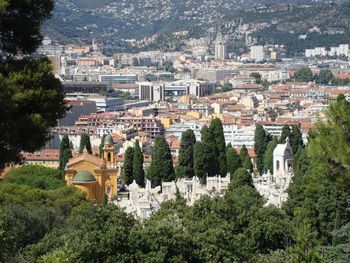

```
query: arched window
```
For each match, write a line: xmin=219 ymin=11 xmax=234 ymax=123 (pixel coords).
xmin=107 ymin=152 xmax=111 ymax=162
xmin=276 ymin=160 xmax=280 ymax=170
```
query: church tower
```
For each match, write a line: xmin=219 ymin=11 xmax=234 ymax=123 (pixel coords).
xmin=103 ymin=134 xmax=116 ymax=168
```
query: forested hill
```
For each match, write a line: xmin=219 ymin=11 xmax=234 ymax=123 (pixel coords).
xmin=44 ymin=0 xmax=349 ymax=54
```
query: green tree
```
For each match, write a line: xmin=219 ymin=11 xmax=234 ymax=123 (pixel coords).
xmin=290 ymin=125 xmax=303 ymax=154
xmin=133 ymin=140 xmax=145 ymax=187
xmin=210 ymin=118 xmax=227 ymax=176
xmin=123 ymin=146 xmax=134 ymax=185
xmin=316 ymin=69 xmax=335 ymax=85
xmin=279 ymin=125 xmax=291 ymax=143
xmin=295 ymin=67 xmax=314 ymax=82
xmin=229 ymin=168 xmax=254 ymax=189
xmin=0 ymin=0 xmax=67 ymax=170
xmin=99 ymin=134 xmax=106 ymax=157
xmin=226 ymin=146 xmax=241 ymax=179
xmin=177 ymin=129 xmax=196 ymax=178
xmin=59 ymin=135 xmax=72 ymax=170
xmin=200 ymin=125 xmax=218 ymax=177
xmin=254 ymin=124 xmax=269 ymax=174
xmin=0 ymin=0 xmax=54 ymax=54
xmin=147 ymin=135 xmax=175 ymax=187
xmin=0 ymin=58 xmax=67 ymax=170
xmin=194 ymin=142 xmax=206 ymax=183
xmin=3 ymin=165 xmax=64 ymax=190
xmin=239 ymin=144 xmax=252 ymax=172
xmin=250 ymin=72 xmax=262 ymax=84
xmin=263 ymin=138 xmax=278 ymax=173
xmin=308 ymin=94 xmax=350 ymax=189
xmin=290 ymin=220 xmax=322 ymax=263
xmin=78 ymin=133 xmax=92 ymax=154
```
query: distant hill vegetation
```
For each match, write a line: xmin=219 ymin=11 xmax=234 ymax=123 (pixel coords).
xmin=44 ymin=0 xmax=350 ymax=54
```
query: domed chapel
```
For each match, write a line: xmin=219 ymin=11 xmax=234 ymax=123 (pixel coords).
xmin=65 ymin=135 xmax=118 ymax=202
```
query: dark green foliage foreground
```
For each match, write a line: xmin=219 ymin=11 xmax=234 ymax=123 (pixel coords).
xmin=0 ymin=0 xmax=67 ymax=170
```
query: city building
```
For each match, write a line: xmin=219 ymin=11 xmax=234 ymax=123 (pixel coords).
xmin=214 ymin=41 xmax=227 ymax=61
xmin=250 ymin=45 xmax=265 ymax=61
xmin=99 ymin=74 xmax=138 ymax=84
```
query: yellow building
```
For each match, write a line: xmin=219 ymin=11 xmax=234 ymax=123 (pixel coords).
xmin=65 ymin=135 xmax=118 ymax=202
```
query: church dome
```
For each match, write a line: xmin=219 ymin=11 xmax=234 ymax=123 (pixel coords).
xmin=73 ymin=170 xmax=96 ymax=184
xmin=104 ymin=134 xmax=114 ymax=145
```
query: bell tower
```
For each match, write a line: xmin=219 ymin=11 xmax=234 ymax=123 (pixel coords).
xmin=103 ymin=134 xmax=115 ymax=168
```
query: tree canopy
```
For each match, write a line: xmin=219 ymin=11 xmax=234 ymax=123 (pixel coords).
xmin=147 ymin=135 xmax=175 ymax=187
xmin=177 ymin=129 xmax=196 ymax=178
xmin=0 ymin=0 xmax=67 ymax=170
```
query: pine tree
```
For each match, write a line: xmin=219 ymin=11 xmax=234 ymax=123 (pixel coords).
xmin=290 ymin=125 xmax=303 ymax=154
xmin=200 ymin=126 xmax=218 ymax=176
xmin=133 ymin=140 xmax=145 ymax=187
xmin=290 ymin=220 xmax=322 ymax=263
xmin=279 ymin=125 xmax=291 ymax=143
xmin=79 ymin=133 xmax=92 ymax=154
xmin=226 ymin=146 xmax=241 ymax=179
xmin=194 ymin=142 xmax=206 ymax=184
xmin=147 ymin=135 xmax=175 ymax=187
xmin=210 ymin=118 xmax=227 ymax=176
xmin=59 ymin=135 xmax=72 ymax=170
xmin=123 ymin=147 xmax=134 ymax=185
xmin=177 ymin=129 xmax=196 ymax=178
xmin=254 ymin=124 xmax=268 ymax=174
xmin=99 ymin=134 xmax=106 ymax=157
xmin=263 ymin=138 xmax=278 ymax=173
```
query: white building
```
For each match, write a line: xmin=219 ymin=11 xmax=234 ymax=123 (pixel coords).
xmin=250 ymin=45 xmax=265 ymax=61
xmin=253 ymin=138 xmax=294 ymax=208
xmin=115 ymin=175 xmax=230 ymax=220
xmin=214 ymin=42 xmax=227 ymax=61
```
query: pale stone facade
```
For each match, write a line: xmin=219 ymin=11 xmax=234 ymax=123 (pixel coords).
xmin=115 ymin=175 xmax=230 ymax=220
xmin=253 ymin=138 xmax=294 ymax=208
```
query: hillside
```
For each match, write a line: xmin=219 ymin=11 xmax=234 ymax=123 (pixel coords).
xmin=43 ymin=0 xmax=350 ymax=54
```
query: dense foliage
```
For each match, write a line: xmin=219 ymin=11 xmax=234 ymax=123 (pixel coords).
xmin=147 ymin=135 xmax=175 ymax=187
xmin=0 ymin=0 xmax=67 ymax=170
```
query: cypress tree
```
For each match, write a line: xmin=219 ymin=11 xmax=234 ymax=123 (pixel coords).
xmin=226 ymin=146 xmax=241 ymax=179
xmin=79 ymin=133 xmax=92 ymax=154
xmin=239 ymin=145 xmax=252 ymax=172
xmin=133 ymin=140 xmax=145 ymax=187
xmin=254 ymin=124 xmax=268 ymax=174
xmin=177 ymin=129 xmax=196 ymax=178
xmin=59 ymin=135 xmax=72 ymax=170
xmin=290 ymin=125 xmax=303 ymax=154
xmin=210 ymin=118 xmax=227 ymax=176
xmin=123 ymin=146 xmax=134 ymax=185
xmin=194 ymin=142 xmax=206 ymax=184
xmin=279 ymin=125 xmax=291 ymax=143
xmin=99 ymin=134 xmax=106 ymax=157
xmin=147 ymin=135 xmax=175 ymax=187
xmin=263 ymin=138 xmax=278 ymax=173
xmin=243 ymin=155 xmax=253 ymax=173
xmin=200 ymin=125 xmax=218 ymax=176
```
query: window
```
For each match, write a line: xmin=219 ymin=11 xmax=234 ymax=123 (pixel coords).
xmin=276 ymin=160 xmax=280 ymax=170
xmin=107 ymin=152 xmax=111 ymax=162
